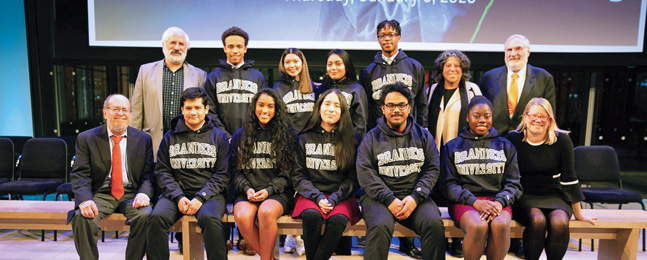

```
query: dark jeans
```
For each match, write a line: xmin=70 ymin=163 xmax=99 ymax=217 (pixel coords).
xmin=301 ymin=209 xmax=349 ymax=260
xmin=147 ymin=195 xmax=227 ymax=260
xmin=71 ymin=192 xmax=152 ymax=260
xmin=360 ymin=195 xmax=446 ymax=260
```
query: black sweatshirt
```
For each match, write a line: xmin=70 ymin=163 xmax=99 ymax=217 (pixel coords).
xmin=155 ymin=115 xmax=230 ymax=203
xmin=316 ymin=78 xmax=369 ymax=137
xmin=360 ymin=50 xmax=428 ymax=129
xmin=356 ymin=116 xmax=440 ymax=206
xmin=273 ymin=76 xmax=316 ymax=132
xmin=291 ymin=126 xmax=359 ymax=207
xmin=204 ymin=59 xmax=267 ymax=138
xmin=441 ymin=127 xmax=522 ymax=207
xmin=230 ymin=127 xmax=293 ymax=197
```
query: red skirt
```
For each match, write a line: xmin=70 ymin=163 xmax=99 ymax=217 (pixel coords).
xmin=292 ymin=194 xmax=362 ymax=226
xmin=449 ymin=196 xmax=512 ymax=228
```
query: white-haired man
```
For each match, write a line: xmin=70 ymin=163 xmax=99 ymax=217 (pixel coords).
xmin=130 ymin=26 xmax=207 ymax=158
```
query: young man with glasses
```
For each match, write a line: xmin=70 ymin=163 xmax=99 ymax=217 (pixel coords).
xmin=360 ymin=19 xmax=428 ymax=133
xmin=359 ymin=19 xmax=429 ymax=258
xmin=357 ymin=83 xmax=445 ymax=260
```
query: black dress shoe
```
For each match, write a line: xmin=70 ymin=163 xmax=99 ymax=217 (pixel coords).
xmin=514 ymin=245 xmax=525 ymax=259
xmin=448 ymin=238 xmax=463 ymax=258
xmin=399 ymin=245 xmax=423 ymax=259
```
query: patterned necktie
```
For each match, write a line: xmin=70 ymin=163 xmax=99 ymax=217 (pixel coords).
xmin=110 ymin=135 xmax=124 ymax=200
xmin=508 ymin=73 xmax=519 ymax=117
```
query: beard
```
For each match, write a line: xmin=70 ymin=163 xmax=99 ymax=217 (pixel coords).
xmin=163 ymin=48 xmax=186 ymax=65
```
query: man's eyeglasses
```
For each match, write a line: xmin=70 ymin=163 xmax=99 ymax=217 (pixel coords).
xmin=384 ymin=103 xmax=409 ymax=111
xmin=526 ymin=113 xmax=549 ymax=122
xmin=378 ymin=33 xmax=400 ymax=40
xmin=106 ymin=106 xmax=131 ymax=114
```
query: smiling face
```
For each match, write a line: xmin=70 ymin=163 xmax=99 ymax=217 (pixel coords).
xmin=255 ymin=93 xmax=275 ymax=128
xmin=326 ymin=54 xmax=346 ymax=81
xmin=181 ymin=98 xmax=208 ymax=131
xmin=320 ymin=92 xmax=342 ymax=131
xmin=524 ymin=104 xmax=551 ymax=136
xmin=104 ymin=95 xmax=131 ymax=135
xmin=162 ymin=33 xmax=188 ymax=65
xmin=377 ymin=25 xmax=400 ymax=56
xmin=443 ymin=56 xmax=463 ymax=87
xmin=283 ymin=53 xmax=303 ymax=80
xmin=467 ymin=103 xmax=492 ymax=136
xmin=224 ymin=35 xmax=247 ymax=66
xmin=382 ymin=91 xmax=410 ymax=131
xmin=504 ymin=37 xmax=530 ymax=73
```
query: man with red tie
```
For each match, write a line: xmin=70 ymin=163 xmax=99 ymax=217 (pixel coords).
xmin=480 ymin=34 xmax=556 ymax=137
xmin=70 ymin=94 xmax=154 ymax=260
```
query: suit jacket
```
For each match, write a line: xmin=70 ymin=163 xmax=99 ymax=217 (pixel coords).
xmin=480 ymin=64 xmax=556 ymax=136
xmin=70 ymin=125 xmax=154 ymax=210
xmin=130 ymin=60 xmax=207 ymax=158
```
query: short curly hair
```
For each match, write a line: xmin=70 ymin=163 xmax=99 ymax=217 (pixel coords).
xmin=221 ymin=26 xmax=249 ymax=46
xmin=433 ymin=49 xmax=471 ymax=83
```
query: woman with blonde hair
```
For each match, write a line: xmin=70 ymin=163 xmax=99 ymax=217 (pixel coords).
xmin=506 ymin=97 xmax=596 ymax=260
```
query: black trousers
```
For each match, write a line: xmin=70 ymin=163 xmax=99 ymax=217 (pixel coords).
xmin=301 ymin=209 xmax=349 ymax=260
xmin=71 ymin=192 xmax=152 ymax=260
xmin=360 ymin=195 xmax=446 ymax=260
xmin=147 ymin=195 xmax=227 ymax=260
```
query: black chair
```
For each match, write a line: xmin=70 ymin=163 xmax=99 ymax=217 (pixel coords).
xmin=0 ymin=138 xmax=14 ymax=186
xmin=0 ymin=138 xmax=68 ymax=200
xmin=574 ymin=145 xmax=645 ymax=252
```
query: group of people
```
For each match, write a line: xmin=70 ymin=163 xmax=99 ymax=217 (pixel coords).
xmin=68 ymin=19 xmax=597 ymax=260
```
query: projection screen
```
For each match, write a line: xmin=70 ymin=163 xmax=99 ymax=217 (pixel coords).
xmin=88 ymin=0 xmax=646 ymax=53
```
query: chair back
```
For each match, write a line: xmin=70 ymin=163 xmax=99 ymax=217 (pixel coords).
xmin=0 ymin=138 xmax=14 ymax=180
xmin=574 ymin=145 xmax=622 ymax=187
xmin=19 ymin=138 xmax=68 ymax=180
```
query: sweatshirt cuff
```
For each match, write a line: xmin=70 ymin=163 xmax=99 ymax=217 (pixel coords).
xmin=383 ymin=195 xmax=397 ymax=207
xmin=409 ymin=193 xmax=421 ymax=205
xmin=495 ymin=197 xmax=508 ymax=208
xmin=327 ymin=194 xmax=339 ymax=207
xmin=466 ymin=196 xmax=478 ymax=206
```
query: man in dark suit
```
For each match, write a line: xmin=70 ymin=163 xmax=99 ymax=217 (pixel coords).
xmin=480 ymin=34 xmax=556 ymax=136
xmin=70 ymin=94 xmax=154 ymax=260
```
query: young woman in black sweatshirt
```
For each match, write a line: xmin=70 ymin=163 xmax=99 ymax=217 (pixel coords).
xmin=441 ymin=96 xmax=522 ymax=260
xmin=291 ymin=89 xmax=361 ymax=260
xmin=231 ymin=89 xmax=296 ymax=260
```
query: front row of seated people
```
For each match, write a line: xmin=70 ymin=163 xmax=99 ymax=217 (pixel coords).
xmin=70 ymin=84 xmax=595 ymax=260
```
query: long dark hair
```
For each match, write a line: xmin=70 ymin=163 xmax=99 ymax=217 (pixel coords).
xmin=301 ymin=89 xmax=357 ymax=171
xmin=321 ymin=49 xmax=358 ymax=86
xmin=239 ymin=89 xmax=296 ymax=171
xmin=279 ymin=48 xmax=313 ymax=94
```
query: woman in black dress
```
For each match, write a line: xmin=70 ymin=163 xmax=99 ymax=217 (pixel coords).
xmin=506 ymin=97 xmax=596 ymax=260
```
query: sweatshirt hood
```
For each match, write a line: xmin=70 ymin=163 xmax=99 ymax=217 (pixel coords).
xmin=169 ymin=114 xmax=215 ymax=134
xmin=371 ymin=49 xmax=408 ymax=65
xmin=217 ymin=59 xmax=256 ymax=70
xmin=458 ymin=126 xmax=499 ymax=141
xmin=376 ymin=114 xmax=414 ymax=137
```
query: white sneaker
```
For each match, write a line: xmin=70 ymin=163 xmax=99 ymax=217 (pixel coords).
xmin=295 ymin=235 xmax=305 ymax=256
xmin=283 ymin=235 xmax=296 ymax=254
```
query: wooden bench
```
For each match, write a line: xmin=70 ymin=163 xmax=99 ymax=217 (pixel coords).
xmin=2 ymin=201 xmax=647 ymax=260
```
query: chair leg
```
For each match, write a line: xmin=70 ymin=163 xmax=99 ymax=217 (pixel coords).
xmin=115 ymin=231 xmax=119 ymax=239
xmin=101 ymin=231 xmax=105 ymax=242
xmin=41 ymin=230 xmax=45 ymax=242
xmin=54 ymin=230 xmax=57 ymax=241
xmin=171 ymin=232 xmax=174 ymax=243
xmin=578 ymin=239 xmax=582 ymax=251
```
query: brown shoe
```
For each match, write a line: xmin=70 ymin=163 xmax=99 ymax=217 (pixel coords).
xmin=236 ymin=239 xmax=257 ymax=256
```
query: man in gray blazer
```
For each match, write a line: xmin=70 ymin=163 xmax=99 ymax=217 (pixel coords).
xmin=130 ymin=27 xmax=207 ymax=158
xmin=480 ymin=34 xmax=556 ymax=136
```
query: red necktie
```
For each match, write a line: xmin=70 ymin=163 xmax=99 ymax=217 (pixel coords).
xmin=110 ymin=135 xmax=125 ymax=200
xmin=508 ymin=73 xmax=519 ymax=117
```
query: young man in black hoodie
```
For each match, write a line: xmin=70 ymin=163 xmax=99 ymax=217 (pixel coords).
xmin=360 ymin=19 xmax=428 ymax=132
xmin=357 ymin=83 xmax=445 ymax=260
xmin=203 ymin=26 xmax=267 ymax=140
xmin=147 ymin=88 xmax=230 ymax=260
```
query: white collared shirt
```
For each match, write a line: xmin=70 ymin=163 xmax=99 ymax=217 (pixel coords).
xmin=106 ymin=127 xmax=130 ymax=186
xmin=382 ymin=50 xmax=399 ymax=65
xmin=507 ymin=65 xmax=527 ymax=102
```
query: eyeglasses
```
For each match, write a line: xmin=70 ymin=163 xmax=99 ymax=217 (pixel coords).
xmin=106 ymin=106 xmax=131 ymax=114
xmin=384 ymin=103 xmax=409 ymax=111
xmin=526 ymin=113 xmax=549 ymax=122
xmin=378 ymin=33 xmax=400 ymax=40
